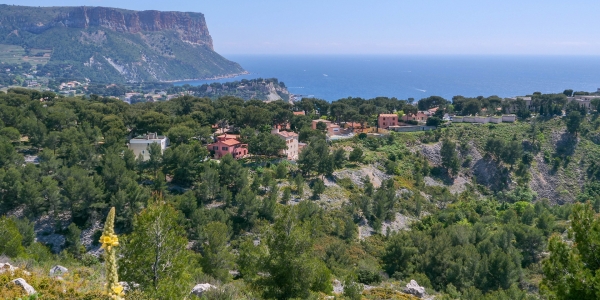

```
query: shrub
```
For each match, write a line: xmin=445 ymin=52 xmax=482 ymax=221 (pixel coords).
xmin=357 ymin=268 xmax=382 ymax=285
xmin=343 ymin=281 xmax=363 ymax=300
xmin=337 ymin=177 xmax=355 ymax=190
xmin=25 ymin=242 xmax=53 ymax=262
xmin=0 ymin=217 xmax=25 ymax=258
xmin=349 ymin=147 xmax=364 ymax=162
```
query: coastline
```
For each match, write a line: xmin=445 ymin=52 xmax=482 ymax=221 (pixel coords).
xmin=163 ymin=71 xmax=250 ymax=83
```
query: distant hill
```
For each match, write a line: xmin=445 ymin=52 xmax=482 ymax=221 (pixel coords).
xmin=170 ymin=78 xmax=291 ymax=102
xmin=0 ymin=5 xmax=246 ymax=83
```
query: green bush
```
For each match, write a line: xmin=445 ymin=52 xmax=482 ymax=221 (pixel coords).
xmin=0 ymin=217 xmax=25 ymax=258
xmin=357 ymin=268 xmax=382 ymax=285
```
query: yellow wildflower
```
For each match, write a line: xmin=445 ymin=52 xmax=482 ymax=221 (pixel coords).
xmin=112 ymin=283 xmax=124 ymax=295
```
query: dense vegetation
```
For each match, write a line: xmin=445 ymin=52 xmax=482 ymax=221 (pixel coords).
xmin=1 ymin=87 xmax=600 ymax=299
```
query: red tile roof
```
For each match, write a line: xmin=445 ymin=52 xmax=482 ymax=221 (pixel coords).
xmin=221 ymin=139 xmax=242 ymax=146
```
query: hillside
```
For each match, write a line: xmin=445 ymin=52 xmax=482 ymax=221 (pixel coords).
xmin=0 ymin=5 xmax=246 ymax=83
xmin=169 ymin=78 xmax=292 ymax=102
xmin=2 ymin=89 xmax=600 ymax=299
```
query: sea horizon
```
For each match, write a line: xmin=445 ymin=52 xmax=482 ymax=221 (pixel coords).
xmin=174 ymin=54 xmax=600 ymax=101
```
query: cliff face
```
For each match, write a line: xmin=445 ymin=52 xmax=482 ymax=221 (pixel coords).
xmin=62 ymin=7 xmax=213 ymax=49
xmin=0 ymin=5 xmax=244 ymax=83
xmin=5 ymin=6 xmax=213 ymax=49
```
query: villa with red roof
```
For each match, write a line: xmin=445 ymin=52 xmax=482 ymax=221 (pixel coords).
xmin=402 ymin=111 xmax=429 ymax=123
xmin=207 ymin=134 xmax=248 ymax=159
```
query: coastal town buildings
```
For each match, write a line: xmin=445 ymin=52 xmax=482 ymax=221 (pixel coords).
xmin=207 ymin=134 xmax=248 ymax=159
xmin=312 ymin=119 xmax=343 ymax=135
xmin=272 ymin=128 xmax=299 ymax=160
xmin=402 ymin=112 xmax=429 ymax=123
xmin=128 ymin=133 xmax=169 ymax=161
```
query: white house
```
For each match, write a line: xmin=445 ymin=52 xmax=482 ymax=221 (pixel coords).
xmin=272 ymin=128 xmax=299 ymax=160
xmin=128 ymin=133 xmax=169 ymax=161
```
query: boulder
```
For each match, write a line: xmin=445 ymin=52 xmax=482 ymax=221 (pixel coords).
xmin=332 ymin=279 xmax=344 ymax=294
xmin=49 ymin=265 xmax=68 ymax=276
xmin=403 ymin=280 xmax=426 ymax=298
xmin=191 ymin=283 xmax=216 ymax=297
xmin=0 ymin=262 xmax=18 ymax=274
xmin=0 ymin=262 xmax=30 ymax=275
xmin=11 ymin=278 xmax=37 ymax=295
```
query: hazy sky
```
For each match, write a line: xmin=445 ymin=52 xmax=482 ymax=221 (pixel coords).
xmin=3 ymin=0 xmax=600 ymax=55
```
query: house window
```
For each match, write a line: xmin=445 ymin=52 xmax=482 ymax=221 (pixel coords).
xmin=222 ymin=147 xmax=228 ymax=151
xmin=213 ymin=146 xmax=218 ymax=150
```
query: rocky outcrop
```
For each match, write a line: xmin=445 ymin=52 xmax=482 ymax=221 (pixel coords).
xmin=11 ymin=278 xmax=37 ymax=295
xmin=119 ymin=281 xmax=140 ymax=293
xmin=191 ymin=283 xmax=216 ymax=297
xmin=403 ymin=280 xmax=426 ymax=298
xmin=49 ymin=265 xmax=68 ymax=277
xmin=0 ymin=262 xmax=18 ymax=274
xmin=1 ymin=5 xmax=213 ymax=49
xmin=64 ymin=7 xmax=213 ymax=49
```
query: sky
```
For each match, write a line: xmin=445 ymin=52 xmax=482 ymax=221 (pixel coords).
xmin=2 ymin=0 xmax=600 ymax=55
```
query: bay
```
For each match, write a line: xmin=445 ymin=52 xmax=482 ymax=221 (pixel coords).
xmin=174 ymin=55 xmax=600 ymax=101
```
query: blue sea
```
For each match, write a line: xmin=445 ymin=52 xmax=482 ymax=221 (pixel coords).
xmin=174 ymin=55 xmax=600 ymax=101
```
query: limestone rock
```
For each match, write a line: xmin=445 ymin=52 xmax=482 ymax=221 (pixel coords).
xmin=49 ymin=265 xmax=68 ymax=276
xmin=119 ymin=281 xmax=140 ymax=293
xmin=0 ymin=262 xmax=18 ymax=274
xmin=0 ymin=262 xmax=30 ymax=276
xmin=11 ymin=278 xmax=37 ymax=295
xmin=403 ymin=280 xmax=426 ymax=298
xmin=332 ymin=279 xmax=344 ymax=294
xmin=191 ymin=283 xmax=216 ymax=297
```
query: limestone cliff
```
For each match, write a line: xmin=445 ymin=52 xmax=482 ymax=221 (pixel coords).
xmin=0 ymin=5 xmax=245 ymax=83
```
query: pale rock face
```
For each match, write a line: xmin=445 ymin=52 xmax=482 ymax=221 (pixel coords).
xmin=191 ymin=283 xmax=216 ymax=297
xmin=0 ymin=262 xmax=30 ymax=276
xmin=0 ymin=262 xmax=18 ymax=274
xmin=403 ymin=279 xmax=426 ymax=298
xmin=119 ymin=281 xmax=140 ymax=293
xmin=49 ymin=265 xmax=68 ymax=276
xmin=12 ymin=278 xmax=37 ymax=295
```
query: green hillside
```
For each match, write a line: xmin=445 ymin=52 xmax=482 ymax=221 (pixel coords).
xmin=2 ymin=89 xmax=600 ymax=299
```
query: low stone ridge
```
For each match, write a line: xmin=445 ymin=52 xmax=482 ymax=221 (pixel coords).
xmin=191 ymin=283 xmax=216 ymax=297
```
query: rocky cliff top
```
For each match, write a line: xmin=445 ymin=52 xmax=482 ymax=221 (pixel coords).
xmin=0 ymin=5 xmax=213 ymax=49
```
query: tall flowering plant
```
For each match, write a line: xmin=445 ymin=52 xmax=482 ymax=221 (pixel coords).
xmin=101 ymin=207 xmax=124 ymax=299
